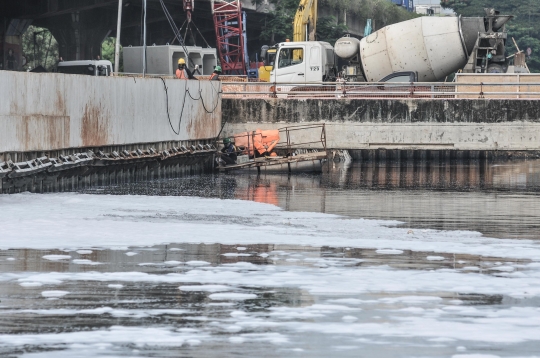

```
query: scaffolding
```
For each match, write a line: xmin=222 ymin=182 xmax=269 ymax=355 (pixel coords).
xmin=211 ymin=0 xmax=247 ymax=75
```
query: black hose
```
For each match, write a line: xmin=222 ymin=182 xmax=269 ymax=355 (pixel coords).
xmin=160 ymin=77 xmax=186 ymax=135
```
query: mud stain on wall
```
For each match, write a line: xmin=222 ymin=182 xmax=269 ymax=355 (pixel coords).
xmin=187 ymin=109 xmax=219 ymax=139
xmin=15 ymin=115 xmax=69 ymax=152
xmin=81 ymin=104 xmax=109 ymax=147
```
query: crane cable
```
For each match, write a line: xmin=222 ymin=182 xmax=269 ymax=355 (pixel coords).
xmin=158 ymin=0 xmax=196 ymax=69
xmin=158 ymin=0 xmax=222 ymax=137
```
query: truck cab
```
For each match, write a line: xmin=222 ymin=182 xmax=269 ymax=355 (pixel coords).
xmin=270 ymin=41 xmax=335 ymax=83
xmin=57 ymin=60 xmax=113 ymax=76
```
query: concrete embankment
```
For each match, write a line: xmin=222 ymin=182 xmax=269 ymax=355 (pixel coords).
xmin=222 ymin=98 xmax=540 ymax=156
xmin=0 ymin=71 xmax=221 ymax=193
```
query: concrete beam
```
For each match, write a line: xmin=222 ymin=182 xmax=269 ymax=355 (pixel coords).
xmin=222 ymin=98 xmax=540 ymax=151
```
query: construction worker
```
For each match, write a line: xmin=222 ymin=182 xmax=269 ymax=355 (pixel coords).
xmin=220 ymin=137 xmax=237 ymax=165
xmin=176 ymin=58 xmax=196 ymax=80
xmin=209 ymin=66 xmax=222 ymax=81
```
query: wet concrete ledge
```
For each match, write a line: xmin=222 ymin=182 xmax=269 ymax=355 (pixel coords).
xmin=223 ymin=98 xmax=540 ymax=124
xmin=223 ymin=98 xmax=540 ymax=151
xmin=0 ymin=139 xmax=216 ymax=194
xmin=0 ymin=153 xmax=214 ymax=194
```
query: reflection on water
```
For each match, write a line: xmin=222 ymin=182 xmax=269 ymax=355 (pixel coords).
xmin=85 ymin=159 xmax=540 ymax=240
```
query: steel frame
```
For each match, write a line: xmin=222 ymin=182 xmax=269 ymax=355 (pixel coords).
xmin=211 ymin=0 xmax=246 ymax=75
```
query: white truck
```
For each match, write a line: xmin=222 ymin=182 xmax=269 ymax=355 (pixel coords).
xmin=267 ymin=9 xmax=515 ymax=84
xmin=57 ymin=60 xmax=113 ymax=76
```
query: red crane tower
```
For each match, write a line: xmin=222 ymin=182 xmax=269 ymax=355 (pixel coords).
xmin=211 ymin=0 xmax=247 ymax=75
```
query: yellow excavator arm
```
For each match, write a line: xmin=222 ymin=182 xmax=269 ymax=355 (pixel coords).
xmin=293 ymin=0 xmax=318 ymax=42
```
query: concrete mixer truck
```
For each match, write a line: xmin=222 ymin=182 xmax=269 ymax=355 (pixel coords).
xmin=266 ymin=8 xmax=514 ymax=84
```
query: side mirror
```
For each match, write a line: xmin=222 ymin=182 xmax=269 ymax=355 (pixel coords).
xmin=260 ymin=45 xmax=269 ymax=60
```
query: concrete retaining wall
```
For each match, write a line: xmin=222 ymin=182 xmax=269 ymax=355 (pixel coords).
xmin=222 ymin=98 xmax=540 ymax=151
xmin=0 ymin=71 xmax=221 ymax=153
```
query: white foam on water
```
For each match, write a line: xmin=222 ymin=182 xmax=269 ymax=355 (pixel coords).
xmin=76 ymin=250 xmax=93 ymax=255
xmin=19 ymin=282 xmax=43 ymax=287
xmin=341 ymin=315 xmax=358 ymax=322
xmin=229 ymin=336 xmax=245 ymax=344
xmin=452 ymin=355 xmax=501 ymax=358
xmin=426 ymin=256 xmax=445 ymax=261
xmin=72 ymin=259 xmax=101 ymax=265
xmin=5 ymin=259 xmax=540 ymax=300
xmin=107 ymin=284 xmax=123 ymax=289
xmin=42 ymin=255 xmax=71 ymax=261
xmin=0 ymin=193 xmax=539 ymax=262
xmin=222 ymin=253 xmax=252 ymax=257
xmin=462 ymin=266 xmax=481 ymax=271
xmin=179 ymin=285 xmax=232 ymax=292
xmin=8 ymin=307 xmax=189 ymax=318
xmin=376 ymin=249 xmax=404 ymax=255
xmin=163 ymin=261 xmax=183 ymax=266
xmin=41 ymin=291 xmax=69 ymax=298
xmin=1 ymin=193 xmax=540 ymax=356
xmin=379 ymin=296 xmax=443 ymax=304
xmin=0 ymin=326 xmax=207 ymax=347
xmin=208 ymin=293 xmax=257 ymax=301
xmin=125 ymin=252 xmax=138 ymax=256
xmin=186 ymin=261 xmax=211 ymax=266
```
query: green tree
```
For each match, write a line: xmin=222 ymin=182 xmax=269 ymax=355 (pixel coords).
xmin=101 ymin=37 xmax=123 ymax=72
xmin=442 ymin=0 xmax=540 ymax=72
xmin=254 ymin=0 xmax=418 ymax=45
xmin=317 ymin=16 xmax=349 ymax=44
xmin=257 ymin=0 xmax=299 ymax=44
xmin=321 ymin=0 xmax=420 ymax=29
xmin=22 ymin=26 xmax=59 ymax=71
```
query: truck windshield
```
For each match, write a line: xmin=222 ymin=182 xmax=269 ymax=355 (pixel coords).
xmin=278 ymin=48 xmax=304 ymax=68
xmin=267 ymin=51 xmax=276 ymax=67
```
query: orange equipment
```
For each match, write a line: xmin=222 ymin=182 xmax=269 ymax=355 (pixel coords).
xmin=233 ymin=129 xmax=280 ymax=157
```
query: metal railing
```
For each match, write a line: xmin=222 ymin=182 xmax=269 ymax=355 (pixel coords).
xmin=221 ymin=81 xmax=540 ymax=100
xmin=276 ymin=123 xmax=327 ymax=155
xmin=221 ymin=123 xmax=327 ymax=158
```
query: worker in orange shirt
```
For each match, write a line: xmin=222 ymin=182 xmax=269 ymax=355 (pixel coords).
xmin=176 ymin=58 xmax=196 ymax=79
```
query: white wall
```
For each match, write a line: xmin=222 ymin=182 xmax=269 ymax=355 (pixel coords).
xmin=0 ymin=71 xmax=221 ymax=152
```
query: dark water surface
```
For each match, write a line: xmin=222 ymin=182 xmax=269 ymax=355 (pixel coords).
xmin=84 ymin=159 xmax=540 ymax=241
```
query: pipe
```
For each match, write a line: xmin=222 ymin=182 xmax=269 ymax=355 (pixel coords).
xmin=142 ymin=0 xmax=147 ymax=77
xmin=114 ymin=0 xmax=123 ymax=73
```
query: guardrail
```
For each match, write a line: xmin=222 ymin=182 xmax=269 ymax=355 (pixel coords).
xmin=221 ymin=81 xmax=540 ymax=100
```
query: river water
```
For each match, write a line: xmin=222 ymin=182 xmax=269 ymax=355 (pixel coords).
xmin=1 ymin=159 xmax=540 ymax=357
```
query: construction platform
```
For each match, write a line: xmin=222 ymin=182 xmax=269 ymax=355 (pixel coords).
xmin=218 ymin=151 xmax=329 ymax=173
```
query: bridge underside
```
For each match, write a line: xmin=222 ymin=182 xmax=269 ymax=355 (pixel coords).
xmin=0 ymin=0 xmax=267 ymax=69
xmin=1 ymin=1 xmax=362 ymax=71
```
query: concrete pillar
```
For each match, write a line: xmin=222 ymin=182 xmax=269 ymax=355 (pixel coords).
xmin=1 ymin=18 xmax=29 ymax=71
xmin=48 ymin=11 xmax=113 ymax=61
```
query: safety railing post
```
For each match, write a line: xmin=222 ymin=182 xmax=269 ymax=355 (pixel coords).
xmin=479 ymin=82 xmax=484 ymax=99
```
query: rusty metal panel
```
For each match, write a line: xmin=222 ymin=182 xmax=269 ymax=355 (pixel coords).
xmin=0 ymin=71 xmax=221 ymax=152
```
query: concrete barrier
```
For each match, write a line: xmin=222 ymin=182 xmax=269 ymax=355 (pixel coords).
xmin=0 ymin=71 xmax=221 ymax=154
xmin=223 ymin=98 xmax=540 ymax=151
